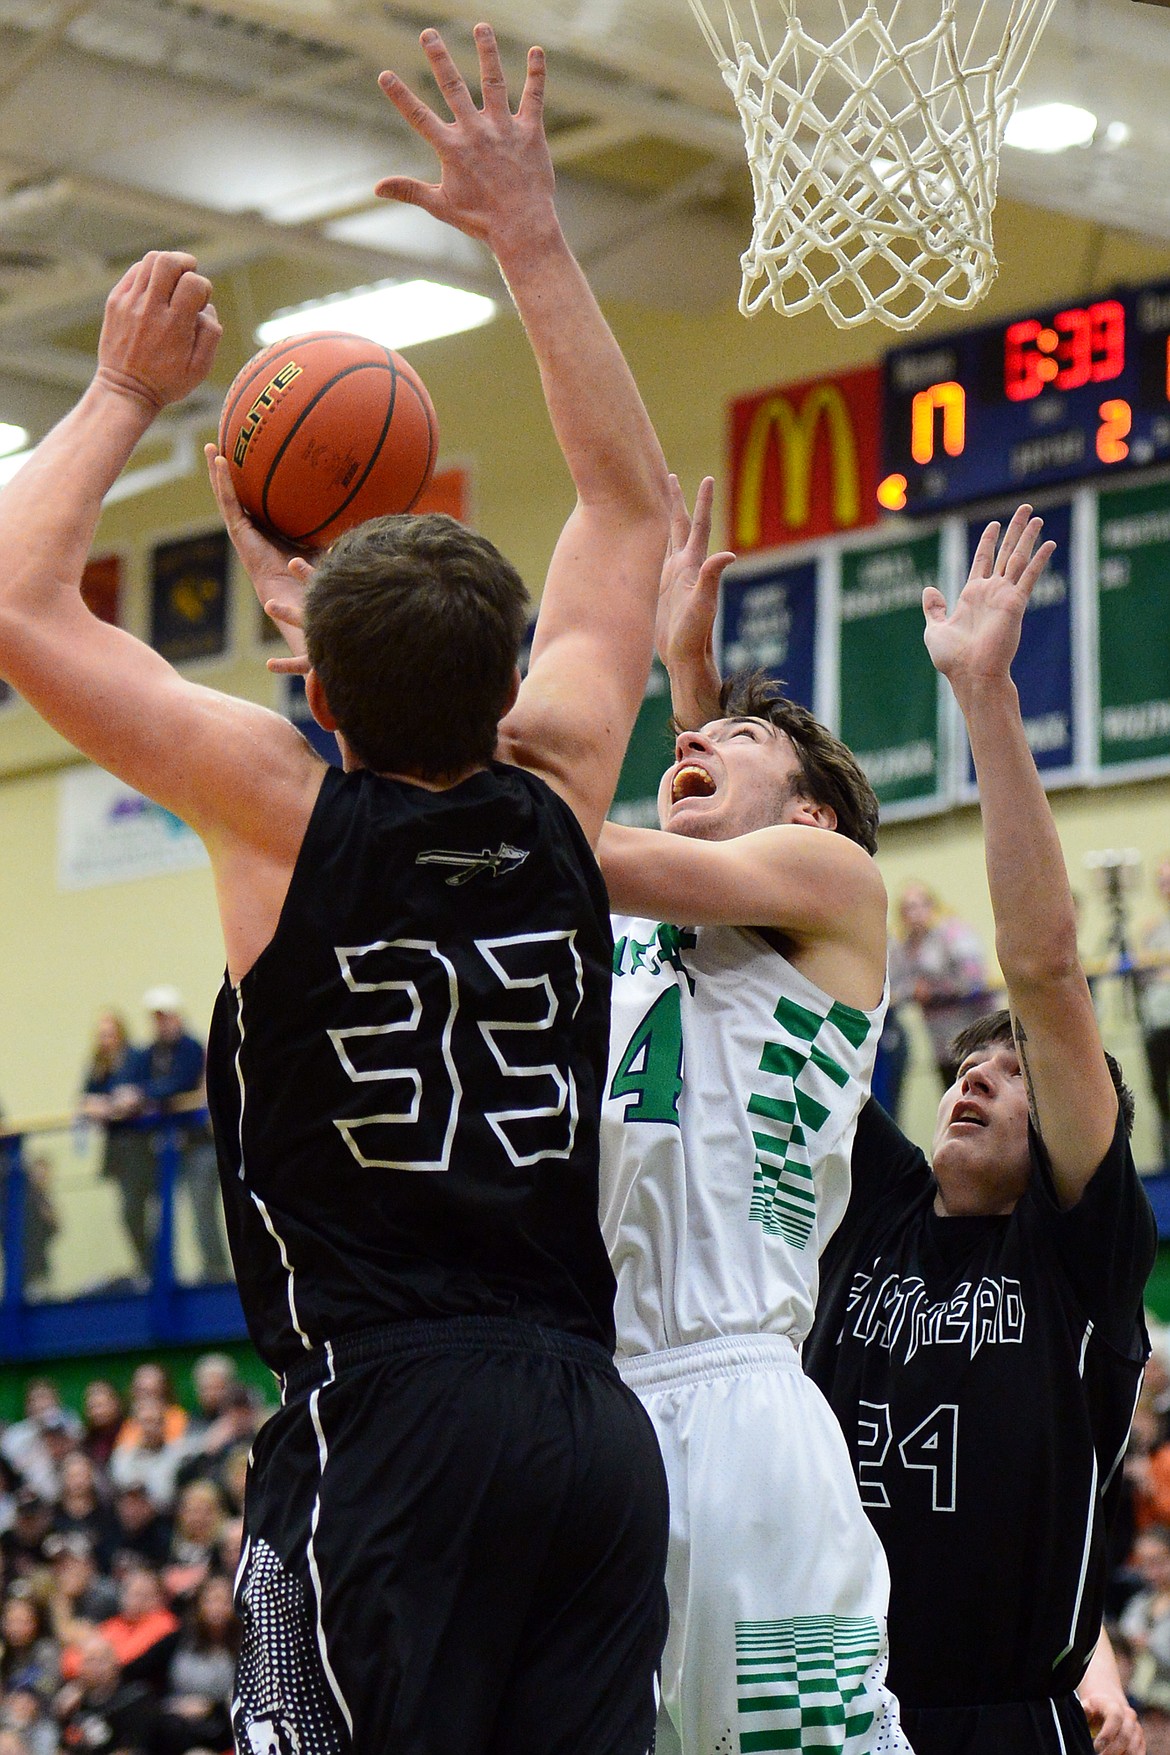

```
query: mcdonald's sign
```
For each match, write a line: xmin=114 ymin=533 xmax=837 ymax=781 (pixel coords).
xmin=728 ymin=367 xmax=882 ymax=553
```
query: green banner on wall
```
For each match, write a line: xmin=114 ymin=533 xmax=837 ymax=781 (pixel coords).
xmin=1097 ymin=480 xmax=1170 ymax=771
xmin=838 ymin=531 xmax=944 ymax=810
xmin=611 ymin=659 xmax=674 ymax=827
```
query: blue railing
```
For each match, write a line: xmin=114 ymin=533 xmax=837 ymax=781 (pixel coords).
xmin=0 ymin=1113 xmax=247 ymax=1362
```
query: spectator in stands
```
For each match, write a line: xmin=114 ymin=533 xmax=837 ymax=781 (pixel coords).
xmin=214 ymin=1517 xmax=242 ymax=1584
xmin=2 ymin=1685 xmax=57 ymax=1755
xmin=51 ymin=1455 xmax=117 ymax=1571
xmin=79 ymin=1380 xmax=124 ymax=1475
xmin=155 ymin=1574 xmax=238 ymax=1755
xmin=186 ymin=1355 xmax=237 ymax=1436
xmin=1 ymin=1384 xmax=80 ymax=1501
xmin=162 ymin=1482 xmax=223 ymax=1608
xmin=54 ymin=1628 xmax=158 ymax=1755
xmin=109 ymin=1402 xmax=189 ymax=1512
xmin=176 ymin=1387 xmax=260 ymax=1496
xmin=217 ymin=1446 xmax=248 ymax=1520
xmin=0 ymin=1589 xmax=58 ymax=1704
xmin=15 ymin=1157 xmax=59 ymax=1301
xmin=79 ymin=1009 xmax=156 ymax=1282
xmin=97 ymin=1566 xmax=179 ymax=1690
xmin=889 ymin=880 xmax=991 ymax=1089
xmin=131 ymin=989 xmax=229 ymax=1284
xmin=115 ymin=1368 xmax=187 ymax=1453
xmin=1121 ymin=1524 xmax=1170 ymax=1712
xmin=45 ymin=1535 xmax=118 ymax=1646
xmin=3 ymin=1492 xmax=55 ymax=1584
xmin=107 ymin=1483 xmax=171 ymax=1577
xmin=1139 ymin=856 xmax=1170 ymax=1171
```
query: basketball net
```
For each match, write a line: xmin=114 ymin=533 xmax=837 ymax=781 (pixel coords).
xmin=689 ymin=0 xmax=1058 ymax=329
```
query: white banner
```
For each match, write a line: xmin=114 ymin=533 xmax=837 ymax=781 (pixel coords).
xmin=57 ymin=766 xmax=208 ymax=891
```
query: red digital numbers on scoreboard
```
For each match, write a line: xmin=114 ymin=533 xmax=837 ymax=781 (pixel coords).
xmin=1003 ymin=300 xmax=1126 ymax=402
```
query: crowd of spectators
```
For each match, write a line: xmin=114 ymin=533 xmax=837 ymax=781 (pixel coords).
xmin=0 ymin=1354 xmax=268 ymax=1755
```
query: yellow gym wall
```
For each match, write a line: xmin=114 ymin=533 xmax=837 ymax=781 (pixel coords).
xmin=2 ymin=194 xmax=1170 ymax=1169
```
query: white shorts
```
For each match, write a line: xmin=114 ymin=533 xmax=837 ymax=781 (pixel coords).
xmin=620 ymin=1333 xmax=911 ymax=1755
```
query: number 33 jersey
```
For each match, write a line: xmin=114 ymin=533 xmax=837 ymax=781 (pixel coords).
xmin=600 ymin=916 xmax=886 ymax=1359
xmin=206 ymin=762 xmax=618 ymax=1373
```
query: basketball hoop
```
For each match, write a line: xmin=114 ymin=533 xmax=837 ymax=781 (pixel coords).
xmin=689 ymin=0 xmax=1058 ymax=329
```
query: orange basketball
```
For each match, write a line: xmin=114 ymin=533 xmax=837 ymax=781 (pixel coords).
xmin=217 ymin=332 xmax=438 ymax=549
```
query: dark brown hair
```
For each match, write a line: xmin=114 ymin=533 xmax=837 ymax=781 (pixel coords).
xmin=712 ymin=671 xmax=880 ymax=855
xmin=950 ymin=1007 xmax=1135 ymax=1137
xmin=305 ymin=514 xmax=530 ymax=780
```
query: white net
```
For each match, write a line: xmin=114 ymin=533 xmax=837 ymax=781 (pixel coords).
xmin=689 ymin=0 xmax=1058 ymax=329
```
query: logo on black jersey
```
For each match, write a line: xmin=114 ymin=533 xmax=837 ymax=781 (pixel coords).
xmin=415 ymin=842 xmax=530 ymax=885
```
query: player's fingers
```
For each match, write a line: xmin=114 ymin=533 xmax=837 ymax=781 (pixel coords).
xmin=1016 ymin=537 xmax=1056 ymax=599
xmin=374 ymin=174 xmax=443 ymax=216
xmin=107 ymin=258 xmax=147 ymax=303
xmin=971 ymin=519 xmax=1000 ymax=576
xmin=287 ymin=557 xmax=317 ymax=583
xmin=1005 ymin=516 xmax=1044 ymax=580
xmin=922 ymin=584 xmax=948 ymax=623
xmin=995 ymin=504 xmax=1033 ymax=572
xmin=696 ymin=551 xmax=735 ymax=600
xmin=266 ymin=653 xmax=311 ymax=675
xmin=473 ymin=23 xmax=510 ymax=117
xmin=268 ymin=598 xmax=307 ymax=629
xmin=665 ymin=474 xmax=690 ymax=551
xmin=517 ymin=43 xmax=546 ymax=121
xmin=419 ymin=27 xmax=477 ymax=120
xmin=206 ymin=447 xmax=244 ymax=523
xmin=688 ymin=477 xmax=715 ymax=555
xmin=377 ymin=69 xmax=446 ymax=149
xmin=169 ymin=269 xmax=213 ymax=316
xmin=146 ymin=251 xmax=199 ymax=305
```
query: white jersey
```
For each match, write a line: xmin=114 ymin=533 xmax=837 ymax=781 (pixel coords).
xmin=601 ymin=916 xmax=886 ymax=1359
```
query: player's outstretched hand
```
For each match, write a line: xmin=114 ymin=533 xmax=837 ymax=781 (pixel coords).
xmin=375 ymin=24 xmax=555 ymax=252
xmin=97 ymin=252 xmax=220 ymax=413
xmin=1078 ymin=1687 xmax=1144 ymax=1755
xmin=657 ymin=474 xmax=734 ymax=730
xmin=205 ymin=445 xmax=313 ymax=669
xmin=922 ymin=504 xmax=1055 ymax=691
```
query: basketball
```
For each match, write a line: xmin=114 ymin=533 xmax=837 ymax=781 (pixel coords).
xmin=217 ymin=331 xmax=438 ymax=549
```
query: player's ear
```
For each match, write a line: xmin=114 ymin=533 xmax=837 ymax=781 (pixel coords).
xmin=791 ymin=795 xmax=837 ymax=832
xmin=305 ymin=669 xmax=338 ymax=733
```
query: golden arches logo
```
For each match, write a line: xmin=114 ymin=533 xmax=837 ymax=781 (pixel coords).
xmin=734 ymin=385 xmax=862 ymax=549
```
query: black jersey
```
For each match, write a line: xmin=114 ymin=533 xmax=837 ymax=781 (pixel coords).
xmin=206 ymin=761 xmax=619 ymax=1373
xmin=804 ymin=1100 xmax=1154 ymax=1710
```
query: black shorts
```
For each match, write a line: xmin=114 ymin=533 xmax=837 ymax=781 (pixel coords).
xmin=900 ymin=1695 xmax=1095 ymax=1755
xmin=233 ymin=1317 xmax=670 ymax=1755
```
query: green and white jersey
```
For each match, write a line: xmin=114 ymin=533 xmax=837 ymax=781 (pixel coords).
xmin=602 ymin=916 xmax=886 ymax=1359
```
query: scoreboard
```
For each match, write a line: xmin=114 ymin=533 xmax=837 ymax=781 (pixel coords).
xmin=881 ymin=280 xmax=1170 ymax=514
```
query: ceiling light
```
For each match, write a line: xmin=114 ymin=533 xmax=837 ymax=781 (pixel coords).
xmin=0 ymin=422 xmax=28 ymax=458
xmin=0 ymin=447 xmax=31 ymax=487
xmin=1004 ymin=103 xmax=1097 ymax=153
xmin=1105 ymin=120 xmax=1131 ymax=148
xmin=256 ymin=279 xmax=497 ymax=350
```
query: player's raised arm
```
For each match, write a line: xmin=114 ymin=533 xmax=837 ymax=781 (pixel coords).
xmin=924 ymin=507 xmax=1118 ymax=1203
xmin=376 ymin=25 xmax=670 ymax=842
xmin=0 ymin=252 xmax=325 ymax=965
